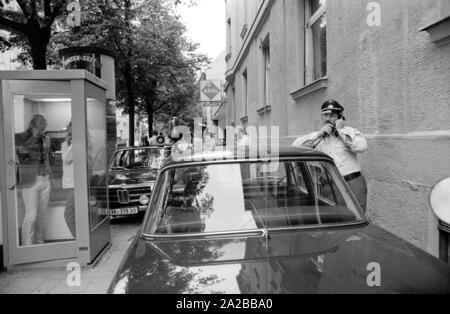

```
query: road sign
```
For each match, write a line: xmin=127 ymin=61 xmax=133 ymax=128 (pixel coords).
xmin=200 ymin=80 xmax=223 ymax=102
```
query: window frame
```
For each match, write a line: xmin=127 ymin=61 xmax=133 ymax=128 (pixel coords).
xmin=261 ymin=36 xmax=270 ymax=108
xmin=242 ymin=69 xmax=248 ymax=117
xmin=305 ymin=0 xmax=327 ymax=84
xmin=226 ymin=17 xmax=232 ymax=60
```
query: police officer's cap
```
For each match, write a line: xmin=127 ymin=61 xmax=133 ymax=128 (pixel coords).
xmin=321 ymin=100 xmax=344 ymax=114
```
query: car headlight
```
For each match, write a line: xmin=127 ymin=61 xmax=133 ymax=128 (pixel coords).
xmin=139 ymin=195 xmax=150 ymax=205
xmin=90 ymin=196 xmax=98 ymax=207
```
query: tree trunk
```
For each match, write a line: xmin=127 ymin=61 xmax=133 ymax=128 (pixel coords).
xmin=124 ymin=0 xmax=135 ymax=146
xmin=30 ymin=43 xmax=47 ymax=69
xmin=124 ymin=60 xmax=135 ymax=147
xmin=28 ymin=27 xmax=51 ymax=70
xmin=146 ymin=104 xmax=153 ymax=135
xmin=145 ymin=80 xmax=157 ymax=135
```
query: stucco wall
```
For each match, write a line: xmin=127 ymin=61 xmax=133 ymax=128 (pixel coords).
xmin=225 ymin=0 xmax=450 ymax=256
xmin=361 ymin=134 xmax=450 ymax=253
xmin=324 ymin=0 xmax=449 ymax=256
xmin=283 ymin=0 xmax=450 ymax=256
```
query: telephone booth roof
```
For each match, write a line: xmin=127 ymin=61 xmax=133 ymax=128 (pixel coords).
xmin=0 ymin=70 xmax=108 ymax=90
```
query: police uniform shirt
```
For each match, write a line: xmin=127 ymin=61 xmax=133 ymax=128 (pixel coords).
xmin=292 ymin=127 xmax=368 ymax=177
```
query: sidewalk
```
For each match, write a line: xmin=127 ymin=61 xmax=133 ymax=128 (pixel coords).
xmin=0 ymin=218 xmax=141 ymax=294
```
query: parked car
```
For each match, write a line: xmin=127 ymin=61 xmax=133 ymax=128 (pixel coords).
xmin=108 ymin=146 xmax=450 ymax=294
xmin=95 ymin=146 xmax=171 ymax=217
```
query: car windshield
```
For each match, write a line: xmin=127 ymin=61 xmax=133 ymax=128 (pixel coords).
xmin=145 ymin=160 xmax=365 ymax=235
xmin=110 ymin=148 xmax=168 ymax=171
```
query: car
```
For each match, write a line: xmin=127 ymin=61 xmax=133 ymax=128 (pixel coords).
xmin=107 ymin=146 xmax=450 ymax=294
xmin=95 ymin=146 xmax=171 ymax=217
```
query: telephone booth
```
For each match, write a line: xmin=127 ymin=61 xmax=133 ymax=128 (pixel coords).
xmin=0 ymin=70 xmax=110 ymax=269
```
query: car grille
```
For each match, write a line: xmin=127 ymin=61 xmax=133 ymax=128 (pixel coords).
xmin=95 ymin=186 xmax=152 ymax=208
xmin=117 ymin=189 xmax=130 ymax=204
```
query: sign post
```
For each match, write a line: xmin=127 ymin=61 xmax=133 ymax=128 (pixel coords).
xmin=200 ymin=80 xmax=223 ymax=104
xmin=200 ymin=80 xmax=224 ymax=138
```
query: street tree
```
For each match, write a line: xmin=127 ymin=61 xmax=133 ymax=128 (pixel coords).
xmin=0 ymin=0 xmax=67 ymax=69
xmin=51 ymin=0 xmax=208 ymax=144
xmin=132 ymin=0 xmax=209 ymax=134
xmin=1 ymin=0 xmax=209 ymax=145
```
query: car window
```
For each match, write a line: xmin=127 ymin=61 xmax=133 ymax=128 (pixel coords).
xmin=146 ymin=160 xmax=365 ymax=235
xmin=307 ymin=162 xmax=343 ymax=205
xmin=110 ymin=148 xmax=167 ymax=170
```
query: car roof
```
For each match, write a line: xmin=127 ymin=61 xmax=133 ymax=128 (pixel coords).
xmin=160 ymin=145 xmax=333 ymax=169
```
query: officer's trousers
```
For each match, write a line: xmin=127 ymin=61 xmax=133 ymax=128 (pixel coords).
xmin=347 ymin=174 xmax=368 ymax=213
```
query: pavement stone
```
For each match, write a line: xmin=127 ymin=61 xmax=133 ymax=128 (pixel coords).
xmin=0 ymin=277 xmax=13 ymax=291
xmin=46 ymin=278 xmax=94 ymax=294
xmin=0 ymin=277 xmax=48 ymax=294
xmin=83 ymin=277 xmax=112 ymax=293
xmin=32 ymin=279 xmax=61 ymax=294
xmin=81 ymin=270 xmax=115 ymax=279
xmin=0 ymin=217 xmax=141 ymax=294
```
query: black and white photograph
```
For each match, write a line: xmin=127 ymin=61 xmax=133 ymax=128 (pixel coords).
xmin=0 ymin=0 xmax=449 ymax=297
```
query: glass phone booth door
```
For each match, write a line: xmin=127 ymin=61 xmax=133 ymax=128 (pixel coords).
xmin=1 ymin=75 xmax=110 ymax=267
xmin=2 ymin=80 xmax=77 ymax=266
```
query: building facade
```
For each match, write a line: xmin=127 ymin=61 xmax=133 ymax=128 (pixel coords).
xmin=222 ymin=0 xmax=450 ymax=256
xmin=202 ymin=50 xmax=227 ymax=134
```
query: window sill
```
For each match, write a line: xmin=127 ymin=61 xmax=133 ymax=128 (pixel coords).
xmin=240 ymin=24 xmax=248 ymax=39
xmin=291 ymin=77 xmax=328 ymax=101
xmin=420 ymin=15 xmax=450 ymax=47
xmin=257 ymin=105 xmax=271 ymax=115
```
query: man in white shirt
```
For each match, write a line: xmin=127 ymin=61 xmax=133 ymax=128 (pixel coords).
xmin=62 ymin=121 xmax=75 ymax=238
xmin=292 ymin=100 xmax=368 ymax=212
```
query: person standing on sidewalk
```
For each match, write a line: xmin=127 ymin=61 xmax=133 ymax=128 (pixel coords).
xmin=292 ymin=100 xmax=369 ymax=212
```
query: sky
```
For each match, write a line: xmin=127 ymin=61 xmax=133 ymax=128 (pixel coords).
xmin=176 ymin=0 xmax=226 ymax=60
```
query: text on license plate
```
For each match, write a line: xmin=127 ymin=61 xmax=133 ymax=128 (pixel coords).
xmin=98 ymin=208 xmax=139 ymax=216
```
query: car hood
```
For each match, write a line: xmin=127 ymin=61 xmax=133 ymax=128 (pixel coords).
xmin=109 ymin=169 xmax=158 ymax=186
xmin=108 ymin=224 xmax=450 ymax=294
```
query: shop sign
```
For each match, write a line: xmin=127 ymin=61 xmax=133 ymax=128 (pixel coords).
xmin=63 ymin=55 xmax=96 ymax=67
xmin=200 ymin=80 xmax=223 ymax=102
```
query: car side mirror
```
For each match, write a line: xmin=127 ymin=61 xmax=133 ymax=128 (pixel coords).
xmin=430 ymin=177 xmax=450 ymax=225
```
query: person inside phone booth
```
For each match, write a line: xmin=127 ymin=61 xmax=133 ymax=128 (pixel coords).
xmin=15 ymin=114 xmax=54 ymax=245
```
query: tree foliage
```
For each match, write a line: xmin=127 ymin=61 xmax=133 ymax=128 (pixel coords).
xmin=0 ymin=0 xmax=67 ymax=69
xmin=51 ymin=0 xmax=209 ymax=142
xmin=130 ymin=0 xmax=209 ymax=133
xmin=1 ymin=0 xmax=209 ymax=145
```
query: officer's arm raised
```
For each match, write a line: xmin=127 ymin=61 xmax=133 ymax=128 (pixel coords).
xmin=338 ymin=128 xmax=368 ymax=154
xmin=292 ymin=132 xmax=321 ymax=149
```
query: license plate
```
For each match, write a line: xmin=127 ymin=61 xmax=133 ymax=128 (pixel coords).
xmin=98 ymin=207 xmax=139 ymax=216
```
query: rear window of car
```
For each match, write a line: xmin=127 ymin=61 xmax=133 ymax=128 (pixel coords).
xmin=145 ymin=160 xmax=365 ymax=235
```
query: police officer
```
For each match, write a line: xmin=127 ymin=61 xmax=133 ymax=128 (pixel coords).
xmin=293 ymin=100 xmax=368 ymax=212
